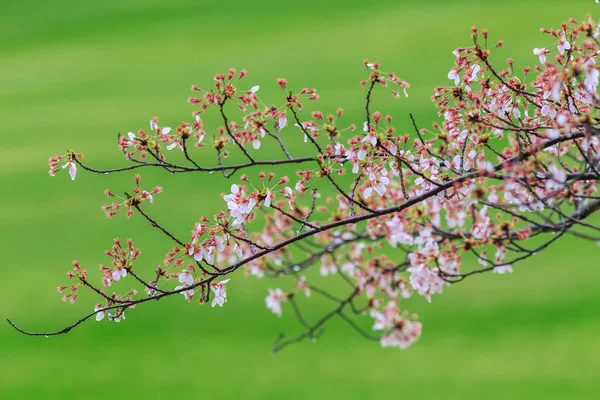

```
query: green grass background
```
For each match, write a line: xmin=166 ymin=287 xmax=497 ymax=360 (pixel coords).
xmin=2 ymin=1 xmax=600 ymax=398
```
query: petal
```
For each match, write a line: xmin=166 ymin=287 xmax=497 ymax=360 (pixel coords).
xmin=68 ymin=163 xmax=77 ymax=180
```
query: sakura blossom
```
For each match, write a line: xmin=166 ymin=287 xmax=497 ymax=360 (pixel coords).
xmin=211 ymin=279 xmax=230 ymax=308
xmin=533 ymin=47 xmax=550 ymax=64
xmin=62 ymin=161 xmax=77 ymax=181
xmin=448 ymin=69 xmax=460 ymax=85
xmin=175 ymin=285 xmax=195 ymax=301
xmin=265 ymin=288 xmax=285 ymax=317
xmin=94 ymin=305 xmax=105 ymax=321
xmin=380 ymin=319 xmax=422 ymax=349
xmin=178 ymin=269 xmax=194 ymax=286
xmin=22 ymin=15 xmax=600 ymax=354
xmin=493 ymin=265 xmax=513 ymax=274
xmin=111 ymin=266 xmax=127 ymax=282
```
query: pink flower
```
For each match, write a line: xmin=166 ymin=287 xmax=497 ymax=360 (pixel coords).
xmin=264 ymin=189 xmax=273 ymax=207
xmin=448 ymin=69 xmax=460 ymax=85
xmin=94 ymin=305 xmax=105 ymax=321
xmin=62 ymin=161 xmax=77 ymax=181
xmin=407 ymin=264 xmax=444 ymax=302
xmin=265 ymin=288 xmax=285 ymax=316
xmin=533 ymin=47 xmax=549 ymax=64
xmin=141 ymin=190 xmax=154 ymax=203
xmin=386 ymin=216 xmax=414 ymax=247
xmin=380 ymin=319 xmax=422 ymax=349
xmin=125 ymin=132 xmax=137 ymax=147
xmin=361 ymin=132 xmax=377 ymax=147
xmin=296 ymin=276 xmax=310 ymax=297
xmin=370 ymin=302 xmax=399 ymax=330
xmin=364 ymin=166 xmax=390 ymax=198
xmin=211 ymin=279 xmax=230 ymax=307
xmin=224 ymin=184 xmax=257 ymax=226
xmin=320 ymin=256 xmax=336 ymax=276
xmin=178 ymin=269 xmax=194 ymax=286
xmin=166 ymin=141 xmax=183 ymax=151
xmin=175 ymin=285 xmax=194 ymax=301
xmin=545 ymin=164 xmax=566 ymax=191
xmin=493 ymin=265 xmax=513 ymax=274
xmin=112 ymin=266 xmax=127 ymax=281
xmin=557 ymin=37 xmax=571 ymax=55
xmin=278 ymin=117 xmax=287 ymax=129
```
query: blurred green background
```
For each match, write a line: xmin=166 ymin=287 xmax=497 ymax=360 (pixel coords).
xmin=2 ymin=1 xmax=600 ymax=399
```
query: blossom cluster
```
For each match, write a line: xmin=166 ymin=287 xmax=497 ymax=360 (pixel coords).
xmin=27 ymin=15 xmax=600 ymax=351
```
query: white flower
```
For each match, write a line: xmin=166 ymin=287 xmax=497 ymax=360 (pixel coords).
xmin=211 ymin=279 xmax=230 ymax=307
xmin=448 ymin=69 xmax=460 ymax=85
xmin=265 ymin=288 xmax=285 ymax=317
xmin=175 ymin=285 xmax=194 ymax=301
xmin=278 ymin=117 xmax=287 ymax=129
xmin=224 ymin=184 xmax=256 ymax=226
xmin=380 ymin=320 xmax=422 ymax=349
xmin=585 ymin=66 xmax=599 ymax=93
xmin=533 ymin=48 xmax=549 ymax=64
xmin=557 ymin=37 xmax=571 ymax=56
xmin=234 ymin=243 xmax=244 ymax=260
xmin=493 ymin=265 xmax=513 ymax=274
xmin=545 ymin=164 xmax=566 ymax=190
xmin=361 ymin=133 xmax=377 ymax=146
xmin=407 ymin=264 xmax=444 ymax=303
xmin=178 ymin=269 xmax=194 ymax=286
xmin=166 ymin=142 xmax=183 ymax=151
xmin=141 ymin=190 xmax=154 ymax=203
xmin=264 ymin=189 xmax=272 ymax=207
xmin=62 ymin=161 xmax=77 ymax=181
xmin=386 ymin=216 xmax=414 ymax=246
xmin=126 ymin=132 xmax=137 ymax=147
xmin=320 ymin=256 xmax=337 ymax=276
xmin=357 ymin=148 xmax=367 ymax=161
xmin=112 ymin=266 xmax=127 ymax=281
xmin=94 ymin=305 xmax=105 ymax=321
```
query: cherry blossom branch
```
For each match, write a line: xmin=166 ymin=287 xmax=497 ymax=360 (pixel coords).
xmin=29 ymin=17 xmax=600 ymax=351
